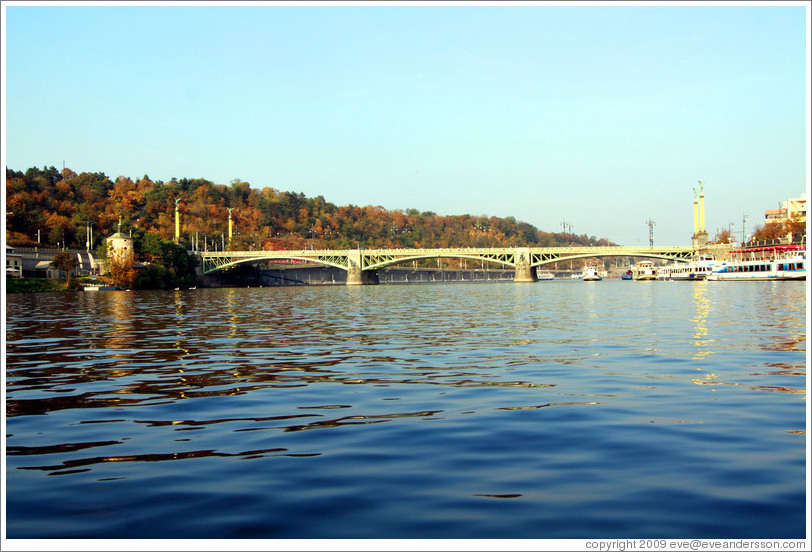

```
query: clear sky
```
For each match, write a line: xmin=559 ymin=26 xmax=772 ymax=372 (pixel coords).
xmin=2 ymin=1 xmax=809 ymax=246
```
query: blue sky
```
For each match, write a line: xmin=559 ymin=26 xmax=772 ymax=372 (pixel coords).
xmin=3 ymin=2 xmax=809 ymax=246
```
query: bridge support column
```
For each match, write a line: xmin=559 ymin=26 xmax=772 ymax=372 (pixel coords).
xmin=513 ymin=247 xmax=538 ymax=283
xmin=347 ymin=249 xmax=364 ymax=285
xmin=346 ymin=249 xmax=379 ymax=285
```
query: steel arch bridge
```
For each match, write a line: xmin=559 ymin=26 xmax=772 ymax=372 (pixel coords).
xmin=199 ymin=245 xmax=697 ymax=285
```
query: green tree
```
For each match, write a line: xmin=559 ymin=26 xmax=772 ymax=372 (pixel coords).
xmin=50 ymin=251 xmax=78 ymax=288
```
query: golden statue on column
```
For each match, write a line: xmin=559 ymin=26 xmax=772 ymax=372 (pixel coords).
xmin=174 ymin=198 xmax=181 ymax=245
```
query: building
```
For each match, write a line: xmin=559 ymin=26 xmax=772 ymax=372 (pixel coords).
xmin=6 ymin=246 xmax=23 ymax=278
xmin=106 ymin=229 xmax=134 ymax=264
xmin=765 ymin=193 xmax=806 ymax=225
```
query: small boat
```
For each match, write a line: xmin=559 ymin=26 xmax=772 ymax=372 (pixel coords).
xmin=708 ymin=245 xmax=805 ymax=281
xmin=570 ymin=273 xmax=581 ymax=280
xmin=82 ymin=284 xmax=116 ymax=291
xmin=581 ymin=266 xmax=602 ymax=281
xmin=537 ymin=270 xmax=555 ymax=281
xmin=632 ymin=260 xmax=658 ymax=281
xmin=621 ymin=270 xmax=633 ymax=280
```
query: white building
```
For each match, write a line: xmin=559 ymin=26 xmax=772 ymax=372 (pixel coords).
xmin=6 ymin=246 xmax=23 ymax=278
xmin=765 ymin=192 xmax=807 ymax=225
xmin=106 ymin=230 xmax=135 ymax=263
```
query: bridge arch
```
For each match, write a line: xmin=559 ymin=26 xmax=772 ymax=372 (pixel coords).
xmin=201 ymin=253 xmax=349 ymax=274
xmin=363 ymin=253 xmax=514 ymax=271
xmin=534 ymin=252 xmax=691 ymax=267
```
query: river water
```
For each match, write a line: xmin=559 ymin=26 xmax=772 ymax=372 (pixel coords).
xmin=4 ymin=280 xmax=808 ymax=540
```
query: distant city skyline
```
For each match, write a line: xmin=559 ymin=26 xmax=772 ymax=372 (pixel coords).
xmin=3 ymin=1 xmax=809 ymax=246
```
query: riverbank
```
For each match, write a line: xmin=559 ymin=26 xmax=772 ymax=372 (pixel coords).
xmin=5 ymin=277 xmax=68 ymax=293
xmin=5 ymin=276 xmax=121 ymax=293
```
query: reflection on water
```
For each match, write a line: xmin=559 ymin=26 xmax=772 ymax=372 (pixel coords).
xmin=5 ymin=281 xmax=807 ymax=539
xmin=691 ymin=282 xmax=712 ymax=361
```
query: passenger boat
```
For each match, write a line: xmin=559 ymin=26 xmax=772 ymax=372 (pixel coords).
xmin=537 ymin=269 xmax=555 ymax=281
xmin=708 ymin=245 xmax=806 ymax=281
xmin=658 ymin=255 xmax=718 ymax=281
xmin=581 ymin=266 xmax=602 ymax=281
xmin=632 ymin=260 xmax=657 ymax=280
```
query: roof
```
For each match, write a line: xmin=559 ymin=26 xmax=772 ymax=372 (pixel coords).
xmin=107 ymin=232 xmax=132 ymax=240
xmin=730 ymin=244 xmax=805 ymax=254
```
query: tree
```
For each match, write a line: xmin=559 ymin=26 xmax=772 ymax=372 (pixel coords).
xmin=752 ymin=222 xmax=790 ymax=242
xmin=712 ymin=228 xmax=732 ymax=244
xmin=50 ymin=251 xmax=78 ymax=287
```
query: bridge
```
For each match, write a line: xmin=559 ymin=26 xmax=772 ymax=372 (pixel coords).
xmin=199 ymin=245 xmax=700 ymax=285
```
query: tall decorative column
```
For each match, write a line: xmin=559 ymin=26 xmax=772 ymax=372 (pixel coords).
xmin=174 ymin=198 xmax=180 ymax=245
xmin=228 ymin=208 xmax=234 ymax=246
xmin=699 ymin=186 xmax=705 ymax=232
xmin=693 ymin=181 xmax=708 ymax=247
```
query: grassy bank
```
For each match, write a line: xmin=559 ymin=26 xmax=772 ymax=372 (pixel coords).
xmin=5 ymin=278 xmax=67 ymax=293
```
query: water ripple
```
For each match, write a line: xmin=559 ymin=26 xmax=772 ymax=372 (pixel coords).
xmin=5 ymin=282 xmax=806 ymax=538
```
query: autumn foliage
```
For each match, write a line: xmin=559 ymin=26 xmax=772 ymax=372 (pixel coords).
xmin=6 ymin=165 xmax=614 ymax=251
xmin=750 ymin=218 xmax=806 ymax=242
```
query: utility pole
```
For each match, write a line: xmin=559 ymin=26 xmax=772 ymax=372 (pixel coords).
xmin=646 ymin=218 xmax=656 ymax=246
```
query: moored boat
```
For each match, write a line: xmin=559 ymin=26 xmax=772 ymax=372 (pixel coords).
xmin=659 ymin=255 xmax=718 ymax=281
xmin=82 ymin=283 xmax=116 ymax=291
xmin=632 ymin=260 xmax=657 ymax=280
xmin=708 ymin=245 xmax=805 ymax=281
xmin=621 ymin=270 xmax=633 ymax=280
xmin=537 ymin=270 xmax=555 ymax=281
xmin=581 ymin=266 xmax=602 ymax=281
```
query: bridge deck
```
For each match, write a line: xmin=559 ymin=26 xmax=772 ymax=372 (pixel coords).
xmin=199 ymin=245 xmax=703 ymax=279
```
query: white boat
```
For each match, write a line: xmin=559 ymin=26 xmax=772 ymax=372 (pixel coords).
xmin=83 ymin=284 xmax=116 ymax=291
xmin=537 ymin=270 xmax=555 ymax=281
xmin=581 ymin=266 xmax=602 ymax=281
xmin=708 ymin=246 xmax=806 ymax=281
xmin=570 ymin=273 xmax=581 ymax=280
xmin=659 ymin=255 xmax=718 ymax=281
xmin=632 ymin=260 xmax=657 ymax=280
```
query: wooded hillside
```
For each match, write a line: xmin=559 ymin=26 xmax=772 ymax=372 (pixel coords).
xmin=6 ymin=166 xmax=614 ymax=250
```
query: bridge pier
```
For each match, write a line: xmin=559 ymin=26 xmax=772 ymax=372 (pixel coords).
xmin=513 ymin=247 xmax=538 ymax=283
xmin=346 ymin=256 xmax=363 ymax=285
xmin=346 ymin=249 xmax=379 ymax=285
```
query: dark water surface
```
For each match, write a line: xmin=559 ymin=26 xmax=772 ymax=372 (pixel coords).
xmin=4 ymin=281 xmax=807 ymax=539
